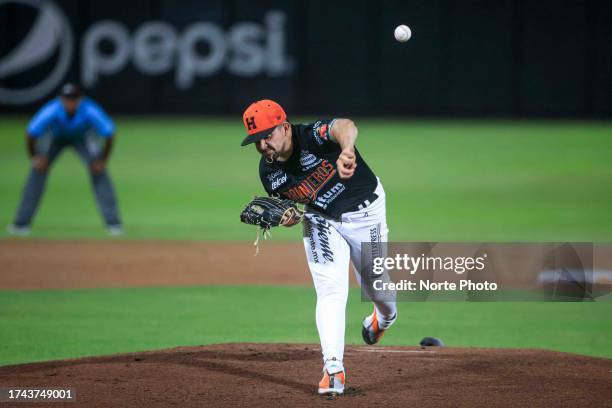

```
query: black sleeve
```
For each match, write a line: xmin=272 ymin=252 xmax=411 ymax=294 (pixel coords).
xmin=304 ymin=119 xmax=338 ymax=149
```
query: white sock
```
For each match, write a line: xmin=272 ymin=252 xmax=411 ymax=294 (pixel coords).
xmin=369 ymin=304 xmax=397 ymax=330
xmin=324 ymin=357 xmax=344 ymax=374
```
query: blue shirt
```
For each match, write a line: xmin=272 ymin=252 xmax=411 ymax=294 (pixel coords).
xmin=27 ymin=97 xmax=115 ymax=139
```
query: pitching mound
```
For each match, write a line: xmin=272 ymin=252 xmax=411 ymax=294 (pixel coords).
xmin=1 ymin=344 xmax=610 ymax=407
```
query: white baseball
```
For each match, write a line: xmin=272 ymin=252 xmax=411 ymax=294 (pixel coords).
xmin=394 ymin=25 xmax=412 ymax=42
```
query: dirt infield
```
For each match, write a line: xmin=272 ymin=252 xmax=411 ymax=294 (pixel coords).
xmin=1 ymin=343 xmax=611 ymax=407
xmin=0 ymin=240 xmax=312 ymax=290
xmin=3 ymin=240 xmax=612 ymax=291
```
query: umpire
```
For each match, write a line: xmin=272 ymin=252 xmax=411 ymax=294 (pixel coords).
xmin=8 ymin=83 xmax=122 ymax=235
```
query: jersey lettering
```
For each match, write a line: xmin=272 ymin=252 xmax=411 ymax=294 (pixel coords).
xmin=271 ymin=174 xmax=288 ymax=190
xmin=283 ymin=160 xmax=335 ymax=202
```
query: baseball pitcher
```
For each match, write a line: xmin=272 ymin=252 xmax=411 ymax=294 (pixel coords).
xmin=240 ymin=100 xmax=397 ymax=396
xmin=8 ymin=83 xmax=122 ymax=235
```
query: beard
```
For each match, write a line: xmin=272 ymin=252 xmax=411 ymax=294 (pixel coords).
xmin=258 ymin=147 xmax=277 ymax=162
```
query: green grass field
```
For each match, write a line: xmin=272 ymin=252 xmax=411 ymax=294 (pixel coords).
xmin=1 ymin=287 xmax=611 ymax=365
xmin=1 ymin=117 xmax=611 ymax=365
xmin=1 ymin=117 xmax=612 ymax=241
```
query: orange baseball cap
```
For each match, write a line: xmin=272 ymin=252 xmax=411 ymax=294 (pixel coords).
xmin=241 ymin=99 xmax=287 ymax=146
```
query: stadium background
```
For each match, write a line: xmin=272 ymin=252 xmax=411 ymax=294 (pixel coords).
xmin=1 ymin=0 xmax=612 ymax=371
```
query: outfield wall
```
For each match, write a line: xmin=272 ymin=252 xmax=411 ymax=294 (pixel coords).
xmin=1 ymin=0 xmax=611 ymax=117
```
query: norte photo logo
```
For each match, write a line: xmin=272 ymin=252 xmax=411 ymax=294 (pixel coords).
xmin=0 ymin=0 xmax=73 ymax=105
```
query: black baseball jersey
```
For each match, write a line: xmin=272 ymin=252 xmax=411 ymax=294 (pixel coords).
xmin=259 ymin=119 xmax=377 ymax=219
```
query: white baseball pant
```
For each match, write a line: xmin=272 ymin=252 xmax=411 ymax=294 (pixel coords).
xmin=302 ymin=180 xmax=397 ymax=366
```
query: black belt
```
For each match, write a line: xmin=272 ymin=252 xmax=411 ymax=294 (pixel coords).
xmin=348 ymin=192 xmax=378 ymax=212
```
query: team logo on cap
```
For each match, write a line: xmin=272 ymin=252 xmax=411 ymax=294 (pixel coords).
xmin=245 ymin=116 xmax=257 ymax=130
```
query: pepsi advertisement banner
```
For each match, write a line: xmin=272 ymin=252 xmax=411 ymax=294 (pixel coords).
xmin=1 ymin=0 xmax=611 ymax=116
